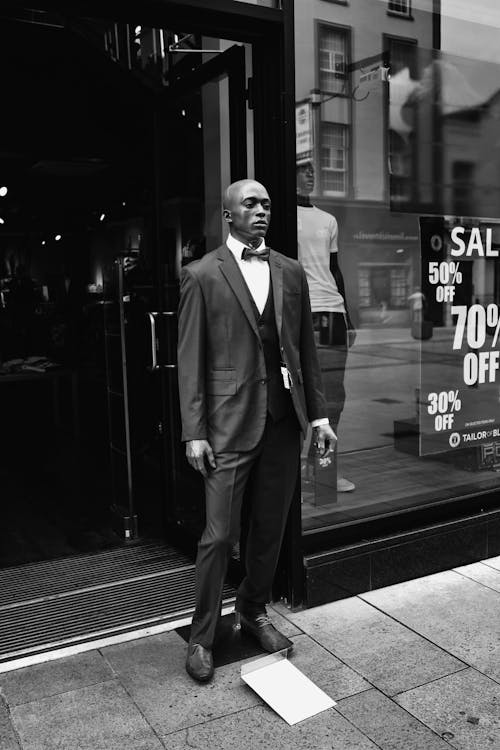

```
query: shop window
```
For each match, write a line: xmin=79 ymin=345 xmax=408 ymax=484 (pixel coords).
xmin=296 ymin=0 xmax=500 ymax=539
xmin=318 ymin=25 xmax=349 ymax=94
xmin=320 ymin=123 xmax=349 ymax=196
xmin=388 ymin=0 xmax=411 ymax=18
xmin=358 ymin=268 xmax=371 ymax=307
xmin=390 ymin=267 xmax=408 ymax=307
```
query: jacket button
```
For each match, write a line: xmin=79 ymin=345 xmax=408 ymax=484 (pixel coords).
xmin=260 ymin=379 xmax=266 ymax=385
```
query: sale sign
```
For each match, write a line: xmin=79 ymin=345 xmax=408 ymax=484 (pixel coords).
xmin=418 ymin=217 xmax=500 ymax=456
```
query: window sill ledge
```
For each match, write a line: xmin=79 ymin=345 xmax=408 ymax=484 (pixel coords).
xmin=386 ymin=11 xmax=414 ymax=21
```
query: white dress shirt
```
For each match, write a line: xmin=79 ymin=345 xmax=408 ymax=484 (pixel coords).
xmin=226 ymin=233 xmax=329 ymax=430
xmin=226 ymin=233 xmax=269 ymax=314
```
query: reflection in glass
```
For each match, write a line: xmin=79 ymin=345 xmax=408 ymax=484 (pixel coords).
xmin=295 ymin=0 xmax=500 ymax=532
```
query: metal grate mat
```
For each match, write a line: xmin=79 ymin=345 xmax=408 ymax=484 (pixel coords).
xmin=0 ymin=541 xmax=191 ymax=606
xmin=0 ymin=542 xmax=235 ymax=665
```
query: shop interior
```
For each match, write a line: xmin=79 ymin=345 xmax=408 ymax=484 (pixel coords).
xmin=0 ymin=13 xmax=210 ymax=569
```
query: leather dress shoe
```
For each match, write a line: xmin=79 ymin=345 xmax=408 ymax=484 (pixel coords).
xmin=185 ymin=642 xmax=214 ymax=683
xmin=235 ymin=606 xmax=293 ymax=653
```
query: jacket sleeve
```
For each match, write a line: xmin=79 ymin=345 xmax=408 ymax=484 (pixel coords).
xmin=177 ymin=266 xmax=208 ymax=442
xmin=299 ymin=265 xmax=328 ymax=422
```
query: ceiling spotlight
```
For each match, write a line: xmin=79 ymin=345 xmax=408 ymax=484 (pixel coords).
xmin=122 ymin=201 xmax=126 ymax=207
xmin=0 ymin=217 xmax=4 ymax=224
xmin=396 ymin=248 xmax=405 ymax=254
xmin=42 ymin=240 xmax=46 ymax=245
xmin=0 ymin=186 xmax=7 ymax=197
xmin=100 ymin=213 xmax=106 ymax=221
xmin=55 ymin=234 xmax=62 ymax=241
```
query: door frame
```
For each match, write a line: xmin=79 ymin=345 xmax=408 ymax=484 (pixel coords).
xmin=162 ymin=44 xmax=248 ymax=185
xmin=154 ymin=43 xmax=250 ymax=548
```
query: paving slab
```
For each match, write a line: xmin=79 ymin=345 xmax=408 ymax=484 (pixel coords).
xmin=288 ymin=634 xmax=370 ymax=701
xmin=482 ymin=556 xmax=500 ymax=572
xmin=396 ymin=667 xmax=500 ymax=750
xmin=102 ymin=629 xmax=262 ymax=738
xmin=0 ymin=697 xmax=21 ymax=750
xmin=284 ymin=596 xmax=465 ymax=695
xmin=160 ymin=704 xmax=380 ymax=749
xmin=336 ymin=687 xmax=452 ymax=749
xmin=10 ymin=679 xmax=164 ymax=750
xmin=0 ymin=650 xmax=114 ymax=706
xmin=360 ymin=570 xmax=500 ymax=682
xmin=267 ymin=605 xmax=303 ymax=637
xmin=454 ymin=562 xmax=500 ymax=594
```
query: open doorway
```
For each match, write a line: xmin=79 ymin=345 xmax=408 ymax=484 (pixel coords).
xmin=0 ymin=12 xmax=253 ymax=567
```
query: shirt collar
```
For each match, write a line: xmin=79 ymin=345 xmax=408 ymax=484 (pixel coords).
xmin=226 ymin=233 xmax=265 ymax=261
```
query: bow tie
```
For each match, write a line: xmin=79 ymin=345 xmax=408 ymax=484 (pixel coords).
xmin=242 ymin=246 xmax=270 ymax=262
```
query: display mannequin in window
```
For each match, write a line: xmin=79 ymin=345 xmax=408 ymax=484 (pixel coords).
xmin=178 ymin=179 xmax=335 ymax=682
xmin=296 ymin=160 xmax=355 ymax=493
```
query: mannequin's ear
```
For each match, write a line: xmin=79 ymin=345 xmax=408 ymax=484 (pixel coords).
xmin=223 ymin=209 xmax=232 ymax=224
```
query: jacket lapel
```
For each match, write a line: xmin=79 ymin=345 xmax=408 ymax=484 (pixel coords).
xmin=269 ymin=250 xmax=283 ymax=338
xmin=217 ymin=244 xmax=260 ymax=340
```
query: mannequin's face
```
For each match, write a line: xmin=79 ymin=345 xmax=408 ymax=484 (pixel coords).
xmin=223 ymin=180 xmax=271 ymax=244
xmin=296 ymin=162 xmax=315 ymax=195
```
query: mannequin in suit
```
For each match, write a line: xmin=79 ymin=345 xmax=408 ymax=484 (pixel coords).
xmin=177 ymin=179 xmax=336 ymax=682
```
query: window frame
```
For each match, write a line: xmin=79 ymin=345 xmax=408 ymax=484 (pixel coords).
xmin=383 ymin=33 xmax=419 ymax=206
xmin=387 ymin=0 xmax=413 ymax=19
xmin=320 ymin=121 xmax=350 ymax=197
xmin=316 ymin=21 xmax=351 ymax=97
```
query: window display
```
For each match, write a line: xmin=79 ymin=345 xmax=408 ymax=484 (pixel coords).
xmin=295 ymin=0 xmax=500 ymax=532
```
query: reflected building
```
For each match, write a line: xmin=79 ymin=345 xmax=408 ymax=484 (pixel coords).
xmin=295 ymin=0 xmax=436 ymax=329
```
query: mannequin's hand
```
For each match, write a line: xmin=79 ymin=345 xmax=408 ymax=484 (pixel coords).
xmin=313 ymin=424 xmax=337 ymax=457
xmin=186 ymin=440 xmax=216 ymax=477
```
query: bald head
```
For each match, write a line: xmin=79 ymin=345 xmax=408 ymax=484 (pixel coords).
xmin=223 ymin=179 xmax=271 ymax=246
xmin=223 ymin=179 xmax=267 ymax=211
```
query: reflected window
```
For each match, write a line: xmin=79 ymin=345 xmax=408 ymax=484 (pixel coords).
xmin=319 ymin=25 xmax=349 ymax=95
xmin=389 ymin=130 xmax=412 ymax=203
xmin=387 ymin=37 xmax=417 ymax=205
xmin=321 ymin=123 xmax=349 ymax=196
xmin=390 ymin=267 xmax=408 ymax=307
xmin=452 ymin=161 xmax=474 ymax=216
xmin=388 ymin=36 xmax=417 ymax=79
xmin=388 ymin=0 xmax=411 ymax=18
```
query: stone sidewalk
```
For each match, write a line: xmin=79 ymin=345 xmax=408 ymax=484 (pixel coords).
xmin=1 ymin=558 xmax=499 ymax=750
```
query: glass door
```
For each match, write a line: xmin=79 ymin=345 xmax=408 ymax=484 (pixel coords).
xmin=125 ymin=42 xmax=252 ymax=549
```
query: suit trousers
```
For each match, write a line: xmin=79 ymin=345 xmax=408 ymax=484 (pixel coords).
xmin=189 ymin=411 xmax=301 ymax=648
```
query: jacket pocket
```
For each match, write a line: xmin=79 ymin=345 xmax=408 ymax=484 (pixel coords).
xmin=207 ymin=369 xmax=237 ymax=396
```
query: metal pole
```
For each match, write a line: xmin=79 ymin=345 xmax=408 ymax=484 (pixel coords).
xmin=117 ymin=257 xmax=135 ymax=533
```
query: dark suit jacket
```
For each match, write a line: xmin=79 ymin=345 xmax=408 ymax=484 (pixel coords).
xmin=177 ymin=243 xmax=327 ymax=453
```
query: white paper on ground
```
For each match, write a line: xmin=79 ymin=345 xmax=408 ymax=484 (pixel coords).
xmin=241 ymin=652 xmax=336 ymax=725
